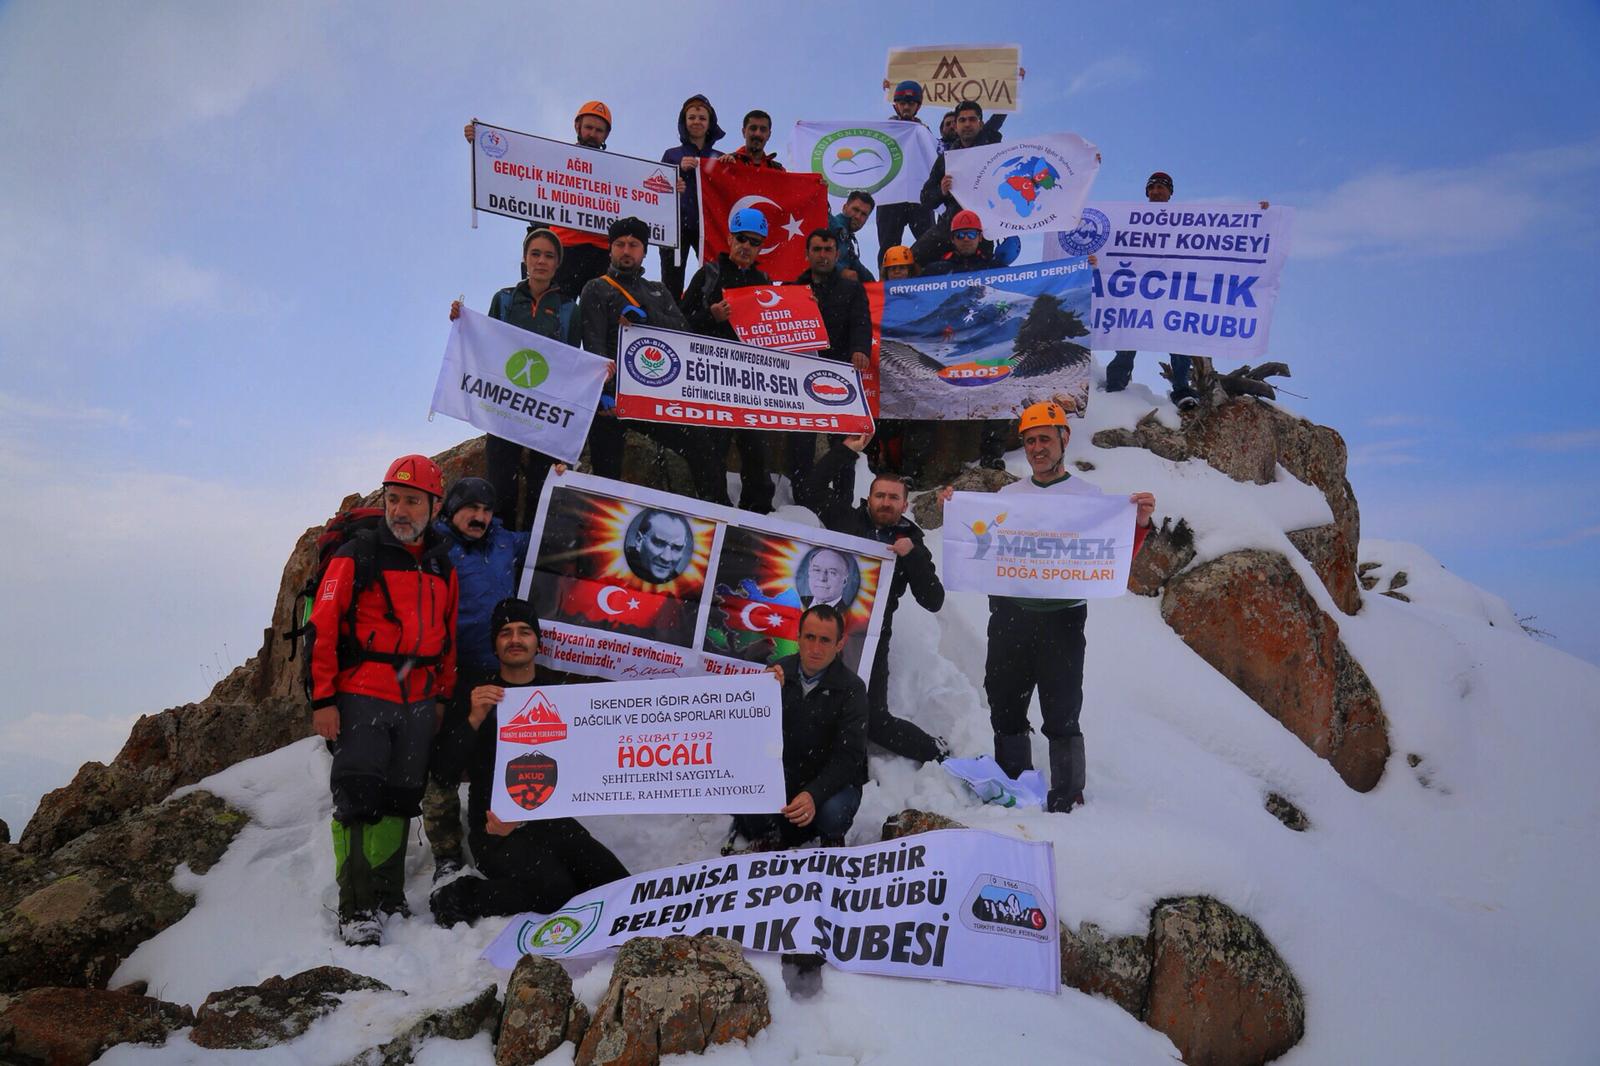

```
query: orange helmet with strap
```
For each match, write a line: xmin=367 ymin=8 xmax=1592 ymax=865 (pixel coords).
xmin=383 ymin=454 xmax=444 ymax=498
xmin=575 ymin=100 xmax=613 ymax=132
xmin=1017 ymin=401 xmax=1071 ymax=435
xmin=882 ymin=245 xmax=915 ymax=268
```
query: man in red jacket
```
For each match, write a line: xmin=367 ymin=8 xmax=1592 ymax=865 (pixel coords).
xmin=309 ymin=454 xmax=460 ymax=945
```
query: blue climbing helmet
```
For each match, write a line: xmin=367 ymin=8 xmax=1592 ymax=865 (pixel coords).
xmin=728 ymin=207 xmax=769 ymax=238
xmin=894 ymin=80 xmax=924 ymax=103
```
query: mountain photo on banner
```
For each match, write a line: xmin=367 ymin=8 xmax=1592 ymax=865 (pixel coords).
xmin=698 ymin=160 xmax=829 ymax=282
xmin=789 ymin=120 xmax=938 ymax=203
xmin=878 ymin=259 xmax=1093 ymax=419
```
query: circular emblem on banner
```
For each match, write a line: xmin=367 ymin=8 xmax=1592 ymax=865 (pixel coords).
xmin=623 ymin=336 xmax=681 ymax=387
xmin=1057 ymin=207 xmax=1110 ymax=256
xmin=811 ymin=128 xmax=905 ymax=198
xmin=530 ymin=914 xmax=584 ymax=948
xmin=478 ymin=128 xmax=508 ymax=159
xmin=504 ymin=751 xmax=558 ymax=811
xmin=803 ymin=369 xmax=858 ymax=406
xmin=504 ymin=348 xmax=549 ymax=389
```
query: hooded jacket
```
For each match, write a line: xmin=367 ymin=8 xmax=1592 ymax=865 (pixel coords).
xmin=788 ymin=266 xmax=871 ymax=363
xmin=434 ymin=516 xmax=532 ymax=677
xmin=660 ymin=94 xmax=725 ymax=245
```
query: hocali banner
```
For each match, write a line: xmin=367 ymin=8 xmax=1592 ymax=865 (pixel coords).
xmin=429 ymin=308 xmax=609 ymax=464
xmin=614 ymin=322 xmax=874 ymax=435
xmin=483 ymin=828 xmax=1060 ymax=994
xmin=1045 ymin=201 xmax=1295 ymax=362
xmin=942 ymin=133 xmax=1099 ymax=237
xmin=723 ymin=284 xmax=828 ymax=353
xmin=471 ymin=121 xmax=680 ymax=248
xmin=877 ymin=259 xmax=1092 ymax=420
xmin=789 ymin=120 xmax=939 ymax=204
xmin=885 ymin=44 xmax=1022 ymax=113
xmin=489 ymin=674 xmax=784 ymax=822
xmin=943 ymin=488 xmax=1136 ymax=599
xmin=516 ymin=471 xmax=895 ymax=683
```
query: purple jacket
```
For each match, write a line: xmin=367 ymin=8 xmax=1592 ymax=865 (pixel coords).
xmin=660 ymin=94 xmax=725 ymax=244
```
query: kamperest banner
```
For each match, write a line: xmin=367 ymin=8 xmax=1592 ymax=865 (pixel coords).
xmin=1046 ymin=201 xmax=1296 ymax=362
xmin=516 ymin=471 xmax=895 ymax=682
xmin=471 ymin=121 xmax=680 ymax=247
xmin=483 ymin=828 xmax=1061 ymax=994
xmin=489 ymin=673 xmax=784 ymax=822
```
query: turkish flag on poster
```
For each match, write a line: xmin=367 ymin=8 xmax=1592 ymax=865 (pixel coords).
xmin=862 ymin=281 xmax=884 ymax=418
xmin=558 ymin=578 xmax=671 ymax=628
xmin=724 ymin=285 xmax=828 ymax=352
xmin=715 ymin=592 xmax=801 ymax=641
xmin=698 ymin=161 xmax=829 ymax=284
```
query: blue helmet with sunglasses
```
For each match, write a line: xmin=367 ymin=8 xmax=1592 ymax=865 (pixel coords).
xmin=728 ymin=207 xmax=769 ymax=239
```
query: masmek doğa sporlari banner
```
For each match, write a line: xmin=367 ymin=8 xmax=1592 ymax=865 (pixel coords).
xmin=1046 ymin=201 xmax=1295 ymax=362
xmin=942 ymin=489 xmax=1136 ymax=599
xmin=482 ymin=828 xmax=1061 ymax=994
xmin=471 ymin=121 xmax=680 ymax=248
xmin=614 ymin=322 xmax=874 ymax=435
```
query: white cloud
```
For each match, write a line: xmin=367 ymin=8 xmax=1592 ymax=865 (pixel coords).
xmin=1514 ymin=428 xmax=1600 ymax=452
xmin=1066 ymin=55 xmax=1149 ymax=97
xmin=1294 ymin=139 xmax=1600 ymax=259
xmin=1350 ymin=437 xmax=1424 ymax=467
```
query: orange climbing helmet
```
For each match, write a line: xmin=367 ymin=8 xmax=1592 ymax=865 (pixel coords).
xmin=383 ymin=454 xmax=445 ymax=498
xmin=882 ymin=245 xmax=915 ymax=269
xmin=575 ymin=100 xmax=613 ymax=132
xmin=1017 ymin=401 xmax=1071 ymax=434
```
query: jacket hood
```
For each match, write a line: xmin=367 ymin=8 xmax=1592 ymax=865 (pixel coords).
xmin=677 ymin=94 xmax=725 ymax=150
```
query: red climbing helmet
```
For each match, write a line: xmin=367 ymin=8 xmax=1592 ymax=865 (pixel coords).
xmin=382 ymin=454 xmax=444 ymax=498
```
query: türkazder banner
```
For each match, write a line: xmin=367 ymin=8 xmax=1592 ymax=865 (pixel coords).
xmin=482 ymin=827 xmax=1061 ymax=994
xmin=942 ymin=133 xmax=1099 ymax=236
xmin=489 ymin=674 xmax=785 ymax=822
xmin=942 ymin=489 xmax=1136 ymax=599
xmin=429 ymin=308 xmax=609 ymax=465
xmin=614 ymin=321 xmax=874 ymax=435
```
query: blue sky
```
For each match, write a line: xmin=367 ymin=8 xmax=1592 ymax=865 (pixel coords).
xmin=1 ymin=1 xmax=1596 ymax=826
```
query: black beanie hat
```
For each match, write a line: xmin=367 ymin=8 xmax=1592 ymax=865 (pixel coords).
xmin=490 ymin=597 xmax=541 ymax=643
xmin=608 ymin=215 xmax=651 ymax=248
xmin=443 ymin=476 xmax=496 ymax=519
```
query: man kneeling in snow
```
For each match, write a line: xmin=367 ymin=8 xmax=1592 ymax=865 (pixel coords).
xmin=730 ymin=604 xmax=869 ymax=850
xmin=427 ymin=598 xmax=627 ymax=926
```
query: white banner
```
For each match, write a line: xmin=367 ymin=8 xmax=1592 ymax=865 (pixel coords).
xmin=489 ymin=674 xmax=784 ymax=822
xmin=614 ymin=322 xmax=874 ymax=435
xmin=429 ymin=308 xmax=608 ymax=465
xmin=483 ymin=828 xmax=1060 ymax=994
xmin=471 ymin=121 xmax=681 ymax=248
xmin=788 ymin=120 xmax=939 ymax=204
xmin=943 ymin=134 xmax=1100 ymax=235
xmin=517 ymin=471 xmax=896 ymax=683
xmin=1046 ymin=201 xmax=1295 ymax=362
xmin=943 ymin=489 xmax=1135 ymax=598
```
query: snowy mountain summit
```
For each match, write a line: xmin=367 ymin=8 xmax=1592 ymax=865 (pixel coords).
xmin=3 ymin=382 xmax=1596 ymax=1065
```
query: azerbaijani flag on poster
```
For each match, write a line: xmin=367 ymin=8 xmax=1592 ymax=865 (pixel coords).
xmin=698 ymin=160 xmax=829 ymax=283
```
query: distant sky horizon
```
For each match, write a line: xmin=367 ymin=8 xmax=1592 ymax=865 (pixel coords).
xmin=2 ymin=1 xmax=1596 ymax=830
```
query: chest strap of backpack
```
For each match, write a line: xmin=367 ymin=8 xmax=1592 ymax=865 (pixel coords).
xmin=599 ymin=274 xmax=642 ymax=312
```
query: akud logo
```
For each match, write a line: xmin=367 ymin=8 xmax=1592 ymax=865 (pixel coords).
xmin=642 ymin=171 xmax=674 ymax=194
xmin=478 ymin=128 xmax=508 ymax=158
xmin=965 ymin=511 xmax=1007 ymax=559
xmin=503 ymin=751 xmax=557 ymax=811
xmin=803 ymin=369 xmax=857 ymax=406
xmin=623 ymin=336 xmax=682 ymax=387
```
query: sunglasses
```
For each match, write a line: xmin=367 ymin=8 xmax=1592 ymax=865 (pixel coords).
xmin=952 ymin=228 xmax=981 ymax=240
xmin=732 ymin=232 xmax=765 ymax=247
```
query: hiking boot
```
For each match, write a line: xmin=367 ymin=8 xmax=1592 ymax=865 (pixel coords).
xmin=339 ymin=910 xmax=383 ymax=947
xmin=1046 ymin=789 xmax=1085 ymax=814
xmin=979 ymin=455 xmax=1007 ymax=471
xmin=432 ymin=857 xmax=464 ymax=886
xmin=780 ymin=953 xmax=825 ymax=999
xmin=429 ymin=872 xmax=486 ymax=928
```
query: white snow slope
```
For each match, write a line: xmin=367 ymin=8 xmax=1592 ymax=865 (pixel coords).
xmin=100 ymin=377 xmax=1600 ymax=1064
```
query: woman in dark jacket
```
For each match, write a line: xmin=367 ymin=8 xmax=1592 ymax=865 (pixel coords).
xmin=448 ymin=228 xmax=580 ymax=530
xmin=658 ymin=93 xmax=725 ymax=298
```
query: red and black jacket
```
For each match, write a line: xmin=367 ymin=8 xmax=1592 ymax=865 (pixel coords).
xmin=309 ymin=523 xmax=459 ymax=708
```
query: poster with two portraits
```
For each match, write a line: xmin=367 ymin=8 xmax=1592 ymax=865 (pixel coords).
xmin=517 ymin=471 xmax=895 ymax=684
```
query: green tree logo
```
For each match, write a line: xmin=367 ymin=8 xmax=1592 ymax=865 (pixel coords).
xmin=505 ymin=349 xmax=549 ymax=389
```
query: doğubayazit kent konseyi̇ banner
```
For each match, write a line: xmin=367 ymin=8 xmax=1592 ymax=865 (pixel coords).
xmin=1046 ymin=201 xmax=1295 ymax=362
xmin=877 ymin=258 xmax=1093 ymax=420
xmin=482 ymin=827 xmax=1061 ymax=994
xmin=429 ymin=308 xmax=609 ymax=465
xmin=943 ymin=489 xmax=1136 ymax=599
xmin=517 ymin=471 xmax=895 ymax=683
xmin=613 ymin=321 xmax=874 ymax=435
xmin=789 ymin=120 xmax=939 ymax=204
xmin=489 ymin=673 xmax=784 ymax=822
xmin=942 ymin=133 xmax=1100 ymax=236
xmin=471 ymin=120 xmax=681 ymax=248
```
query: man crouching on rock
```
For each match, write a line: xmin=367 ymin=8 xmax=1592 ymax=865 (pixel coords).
xmin=730 ymin=604 xmax=868 ymax=850
xmin=427 ymin=598 xmax=628 ymax=927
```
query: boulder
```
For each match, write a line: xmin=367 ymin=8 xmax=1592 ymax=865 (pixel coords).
xmin=1145 ymin=897 xmax=1305 ymax=1066
xmin=190 ymin=966 xmax=391 ymax=1050
xmin=0 ymin=820 xmax=8 ymax=845
xmin=1286 ymin=523 xmax=1360 ymax=615
xmin=1128 ymin=517 xmax=1197 ymax=597
xmin=344 ymin=984 xmax=499 ymax=1066
xmin=1161 ymin=550 xmax=1389 ymax=791
xmin=909 ymin=466 xmax=1020 ymax=530
xmin=1058 ymin=921 xmax=1152 ymax=1018
xmin=574 ymin=935 xmax=770 ymax=1066
xmin=0 ymin=986 xmax=194 ymax=1066
xmin=497 ymin=955 xmax=589 ymax=1065
xmin=880 ymin=808 xmax=967 ymax=840
xmin=1263 ymin=792 xmax=1310 ymax=832
xmin=0 ymin=790 xmax=246 ymax=993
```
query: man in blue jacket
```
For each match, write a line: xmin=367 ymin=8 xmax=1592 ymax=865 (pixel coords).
xmin=422 ymin=476 xmax=532 ymax=881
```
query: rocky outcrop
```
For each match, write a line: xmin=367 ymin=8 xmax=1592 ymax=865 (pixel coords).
xmin=1147 ymin=897 xmax=1306 ymax=1066
xmin=0 ymin=790 xmax=246 ymax=993
xmin=1161 ymin=550 xmax=1390 ymax=791
xmin=345 ymin=985 xmax=499 ymax=1066
xmin=0 ymin=986 xmax=194 ymax=1065
xmin=880 ymin=809 xmax=966 ymax=839
xmin=1058 ymin=921 xmax=1153 ymax=1018
xmin=0 ymin=820 xmax=9 ymax=845
xmin=1128 ymin=517 xmax=1197 ymax=597
xmin=1285 ymin=523 xmax=1360 ymax=615
xmin=574 ymin=935 xmax=770 ymax=1066
xmin=189 ymin=966 xmax=391 ymax=1050
xmin=497 ymin=955 xmax=590 ymax=1065
xmin=909 ymin=466 xmax=1020 ymax=530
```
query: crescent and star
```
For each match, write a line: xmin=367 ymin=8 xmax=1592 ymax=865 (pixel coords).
xmin=728 ymin=196 xmax=805 ymax=257
xmin=596 ymin=586 xmax=641 ymax=616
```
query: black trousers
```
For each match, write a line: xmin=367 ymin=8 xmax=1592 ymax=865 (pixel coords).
xmin=983 ymin=600 xmax=1087 ymax=742
xmin=867 ymin=630 xmax=944 ymax=763
xmin=875 ymin=202 xmax=932 ymax=261
xmin=468 ymin=819 xmax=628 ymax=917
xmin=329 ymin=693 xmax=435 ymax=823
xmin=484 ymin=434 xmax=555 ymax=532
xmin=788 ymin=433 xmax=851 ymax=513
xmin=589 ymin=416 xmax=730 ymax=505
xmin=554 ymin=245 xmax=609 ymax=300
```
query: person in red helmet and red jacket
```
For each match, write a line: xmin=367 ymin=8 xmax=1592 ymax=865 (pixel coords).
xmin=309 ymin=453 xmax=460 ymax=946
